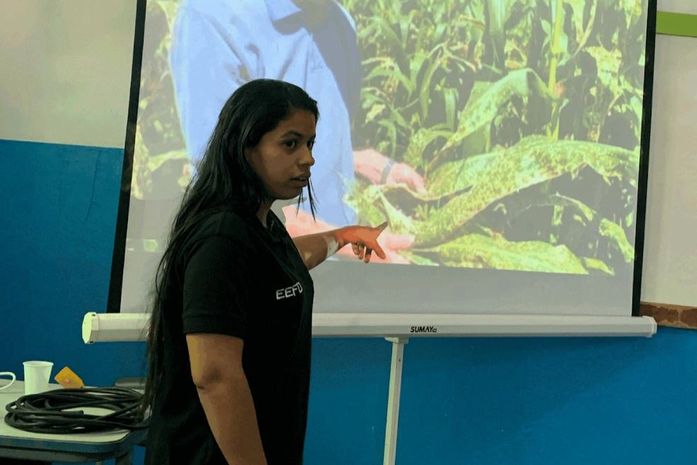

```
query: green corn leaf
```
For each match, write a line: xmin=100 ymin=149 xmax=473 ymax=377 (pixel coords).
xmin=430 ymin=233 xmax=588 ymax=273
xmin=363 ymin=57 xmax=416 ymax=96
xmin=372 ymin=96 xmax=410 ymax=131
xmin=377 ymin=119 xmax=398 ymax=157
xmin=586 ymin=46 xmax=622 ymax=92
xmin=346 ymin=184 xmax=385 ymax=226
xmin=582 ymin=257 xmax=614 ymax=275
xmin=363 ymin=16 xmax=403 ymax=52
xmin=346 ymin=184 xmax=414 ymax=235
xmin=365 ymin=103 xmax=386 ymax=124
xmin=419 ymin=45 xmax=446 ymax=120
xmin=443 ymin=87 xmax=458 ymax=130
xmin=599 ymin=218 xmax=634 ymax=262
xmin=378 ymin=189 xmax=415 ymax=235
xmin=525 ymin=193 xmax=596 ymax=225
xmin=563 ymin=0 xmax=589 ymax=42
xmin=409 ymin=51 xmax=428 ymax=89
xmin=486 ymin=0 xmax=506 ymax=71
xmin=146 ymin=149 xmax=188 ymax=173
xmin=427 ymin=151 xmax=502 ymax=197
xmin=432 ymin=69 xmax=553 ymax=166
xmin=403 ymin=127 xmax=452 ymax=170
xmin=465 ymin=81 xmax=494 ymax=111
xmin=416 ymin=136 xmax=638 ymax=246
xmin=398 ymin=250 xmax=440 ymax=266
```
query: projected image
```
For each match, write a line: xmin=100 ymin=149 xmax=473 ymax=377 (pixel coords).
xmin=131 ymin=0 xmax=648 ymax=276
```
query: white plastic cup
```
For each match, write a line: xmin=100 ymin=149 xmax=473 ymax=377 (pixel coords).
xmin=23 ymin=361 xmax=53 ymax=395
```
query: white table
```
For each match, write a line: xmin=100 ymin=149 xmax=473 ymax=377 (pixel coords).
xmin=0 ymin=381 xmax=146 ymax=464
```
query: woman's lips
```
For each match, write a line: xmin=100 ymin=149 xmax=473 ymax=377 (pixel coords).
xmin=290 ymin=176 xmax=309 ymax=186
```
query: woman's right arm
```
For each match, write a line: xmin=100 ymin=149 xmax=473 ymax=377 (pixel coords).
xmin=186 ymin=333 xmax=267 ymax=465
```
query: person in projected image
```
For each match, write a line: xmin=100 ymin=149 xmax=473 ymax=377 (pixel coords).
xmin=169 ymin=0 xmax=423 ymax=263
xmin=142 ymin=79 xmax=389 ymax=465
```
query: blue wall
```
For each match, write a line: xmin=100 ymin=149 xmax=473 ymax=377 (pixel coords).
xmin=1 ymin=138 xmax=696 ymax=464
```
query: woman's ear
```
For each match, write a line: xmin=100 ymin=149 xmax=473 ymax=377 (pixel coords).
xmin=243 ymin=146 xmax=260 ymax=174
xmin=242 ymin=146 xmax=253 ymax=163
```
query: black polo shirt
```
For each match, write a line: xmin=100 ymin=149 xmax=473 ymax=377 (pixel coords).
xmin=145 ymin=207 xmax=314 ymax=465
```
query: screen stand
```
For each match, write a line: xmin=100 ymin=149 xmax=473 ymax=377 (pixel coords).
xmin=383 ymin=337 xmax=409 ymax=465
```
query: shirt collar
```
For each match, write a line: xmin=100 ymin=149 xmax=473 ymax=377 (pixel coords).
xmin=265 ymin=0 xmax=303 ymax=23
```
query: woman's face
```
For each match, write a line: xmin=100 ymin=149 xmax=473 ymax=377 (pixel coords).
xmin=245 ymin=110 xmax=316 ymax=201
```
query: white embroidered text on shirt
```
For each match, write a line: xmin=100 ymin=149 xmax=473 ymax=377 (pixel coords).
xmin=275 ymin=282 xmax=303 ymax=300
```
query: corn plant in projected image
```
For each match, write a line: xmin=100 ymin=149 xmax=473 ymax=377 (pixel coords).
xmin=130 ymin=4 xmax=187 ymax=199
xmin=129 ymin=1 xmax=187 ymax=254
xmin=134 ymin=0 xmax=648 ymax=274
xmin=344 ymin=0 xmax=647 ymax=275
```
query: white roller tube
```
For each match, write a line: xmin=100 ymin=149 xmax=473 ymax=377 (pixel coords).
xmin=82 ymin=312 xmax=150 ymax=343
xmin=82 ymin=312 xmax=656 ymax=343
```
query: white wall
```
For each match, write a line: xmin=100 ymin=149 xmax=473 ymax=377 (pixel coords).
xmin=0 ymin=0 xmax=135 ymax=148
xmin=1 ymin=0 xmax=693 ymax=307
xmin=640 ymin=0 xmax=697 ymax=307
xmin=658 ymin=0 xmax=697 ymax=15
xmin=641 ymin=34 xmax=697 ymax=306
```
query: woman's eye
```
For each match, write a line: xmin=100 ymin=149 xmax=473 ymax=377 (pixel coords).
xmin=308 ymin=140 xmax=315 ymax=150
xmin=284 ymin=140 xmax=298 ymax=149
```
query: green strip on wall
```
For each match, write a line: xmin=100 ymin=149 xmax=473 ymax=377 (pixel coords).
xmin=657 ymin=11 xmax=697 ymax=38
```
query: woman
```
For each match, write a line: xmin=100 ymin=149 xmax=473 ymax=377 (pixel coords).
xmin=142 ymin=79 xmax=389 ymax=465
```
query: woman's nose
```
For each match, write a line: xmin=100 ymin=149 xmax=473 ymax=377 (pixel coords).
xmin=301 ymin=147 xmax=315 ymax=166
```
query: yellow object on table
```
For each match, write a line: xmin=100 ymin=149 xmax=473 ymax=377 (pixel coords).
xmin=54 ymin=366 xmax=85 ymax=388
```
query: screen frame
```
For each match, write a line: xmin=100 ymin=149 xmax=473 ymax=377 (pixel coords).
xmin=107 ymin=0 xmax=146 ymax=313
xmin=630 ymin=0 xmax=659 ymax=316
xmin=107 ymin=0 xmax=660 ymax=318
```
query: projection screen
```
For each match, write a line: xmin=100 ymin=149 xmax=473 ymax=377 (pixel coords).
xmin=109 ymin=0 xmax=657 ymax=323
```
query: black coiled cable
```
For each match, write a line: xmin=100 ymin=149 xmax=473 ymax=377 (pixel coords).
xmin=4 ymin=387 xmax=149 ymax=434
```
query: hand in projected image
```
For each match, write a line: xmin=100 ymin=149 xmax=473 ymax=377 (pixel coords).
xmin=383 ymin=161 xmax=427 ymax=195
xmin=353 ymin=148 xmax=427 ymax=195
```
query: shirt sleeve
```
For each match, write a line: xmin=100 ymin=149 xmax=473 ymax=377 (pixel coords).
xmin=182 ymin=235 xmax=253 ymax=339
xmin=169 ymin=5 xmax=251 ymax=166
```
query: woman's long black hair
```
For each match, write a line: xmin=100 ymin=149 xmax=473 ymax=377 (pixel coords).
xmin=141 ymin=79 xmax=319 ymax=415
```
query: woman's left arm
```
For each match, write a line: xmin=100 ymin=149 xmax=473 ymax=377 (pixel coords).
xmin=292 ymin=223 xmax=387 ymax=270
